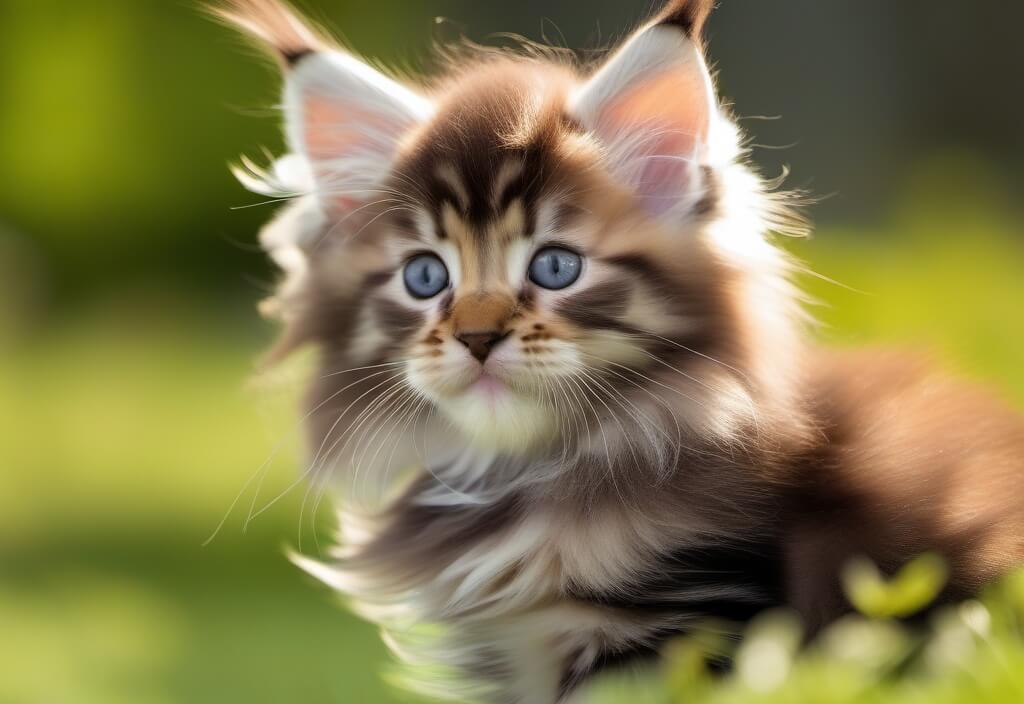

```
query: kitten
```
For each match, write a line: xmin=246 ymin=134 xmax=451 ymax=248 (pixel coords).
xmin=216 ymin=1 xmax=1024 ymax=701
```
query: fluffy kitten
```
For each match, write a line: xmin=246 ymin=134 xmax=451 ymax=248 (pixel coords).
xmin=216 ymin=1 xmax=1024 ymax=701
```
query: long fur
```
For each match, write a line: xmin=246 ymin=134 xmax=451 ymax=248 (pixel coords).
xmin=216 ymin=2 xmax=1024 ymax=702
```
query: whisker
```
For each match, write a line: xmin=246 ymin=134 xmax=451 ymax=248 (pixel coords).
xmin=205 ymin=366 xmax=407 ymax=546
xmin=563 ymin=372 xmax=622 ymax=504
xmin=578 ymin=351 xmax=735 ymax=461
xmin=299 ymin=378 xmax=409 ymax=551
xmin=331 ymin=381 xmax=413 ymax=488
xmin=248 ymin=371 xmax=407 ymax=526
xmin=579 ymin=355 xmax=682 ymax=436
xmin=349 ymin=385 xmax=418 ymax=501
xmin=634 ymin=348 xmax=764 ymax=442
xmin=578 ymin=365 xmax=681 ymax=459
xmin=309 ymin=197 xmax=413 ymax=252
xmin=579 ymin=353 xmax=709 ymax=411
xmin=243 ymin=363 xmax=409 ymax=528
xmin=320 ymin=359 xmax=409 ymax=379
xmin=541 ymin=380 xmax=574 ymax=466
xmin=576 ymin=367 xmax=644 ymax=473
xmin=623 ymin=329 xmax=753 ymax=386
xmin=380 ymin=393 xmax=432 ymax=493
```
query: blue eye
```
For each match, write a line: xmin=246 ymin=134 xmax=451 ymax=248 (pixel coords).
xmin=528 ymin=247 xmax=582 ymax=290
xmin=403 ymin=254 xmax=449 ymax=299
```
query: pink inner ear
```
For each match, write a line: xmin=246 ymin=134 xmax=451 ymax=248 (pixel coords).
xmin=302 ymin=95 xmax=407 ymax=211
xmin=602 ymin=67 xmax=709 ymax=151
xmin=595 ymin=67 xmax=711 ymax=213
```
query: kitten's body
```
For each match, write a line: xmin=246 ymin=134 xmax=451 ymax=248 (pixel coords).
xmin=301 ymin=349 xmax=1024 ymax=702
xmin=218 ymin=1 xmax=1024 ymax=701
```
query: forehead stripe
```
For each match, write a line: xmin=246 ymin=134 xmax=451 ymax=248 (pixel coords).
xmin=491 ymin=159 xmax=525 ymax=209
xmin=434 ymin=163 xmax=470 ymax=212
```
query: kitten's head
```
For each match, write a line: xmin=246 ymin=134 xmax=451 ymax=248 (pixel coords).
xmin=221 ymin=0 xmax=804 ymax=488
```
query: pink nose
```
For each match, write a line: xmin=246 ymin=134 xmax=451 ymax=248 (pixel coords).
xmin=456 ymin=330 xmax=506 ymax=362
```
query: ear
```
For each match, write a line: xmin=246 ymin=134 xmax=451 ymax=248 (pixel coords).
xmin=570 ymin=1 xmax=718 ymax=219
xmin=283 ymin=52 xmax=432 ymax=215
xmin=215 ymin=0 xmax=432 ymax=217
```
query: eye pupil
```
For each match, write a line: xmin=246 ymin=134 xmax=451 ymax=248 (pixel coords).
xmin=528 ymin=247 xmax=582 ymax=290
xmin=403 ymin=254 xmax=449 ymax=299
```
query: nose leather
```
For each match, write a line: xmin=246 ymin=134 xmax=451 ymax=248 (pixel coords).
xmin=456 ymin=330 xmax=506 ymax=362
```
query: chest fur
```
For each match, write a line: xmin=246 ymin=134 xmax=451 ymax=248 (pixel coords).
xmin=304 ymin=490 xmax=781 ymax=703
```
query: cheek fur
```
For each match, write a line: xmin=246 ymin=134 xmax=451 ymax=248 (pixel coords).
xmin=488 ymin=322 xmax=584 ymax=387
xmin=574 ymin=329 xmax=648 ymax=370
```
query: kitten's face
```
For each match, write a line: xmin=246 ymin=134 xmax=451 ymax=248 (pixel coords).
xmin=388 ymin=140 xmax=693 ymax=450
xmin=306 ymin=63 xmax=728 ymax=453
xmin=228 ymin=2 xmax=794 ymax=470
xmin=391 ymin=181 xmax=596 ymax=452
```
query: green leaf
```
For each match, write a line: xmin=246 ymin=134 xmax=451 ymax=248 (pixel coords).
xmin=842 ymin=553 xmax=949 ymax=619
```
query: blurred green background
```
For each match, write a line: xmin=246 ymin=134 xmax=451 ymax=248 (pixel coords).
xmin=1 ymin=1 xmax=1022 ymax=702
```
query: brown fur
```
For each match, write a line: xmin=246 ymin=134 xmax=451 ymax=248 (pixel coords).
xmin=787 ymin=349 xmax=1024 ymax=629
xmin=217 ymin=1 xmax=1024 ymax=701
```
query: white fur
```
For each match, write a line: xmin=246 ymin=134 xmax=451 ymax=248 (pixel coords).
xmin=232 ymin=154 xmax=320 ymax=283
xmin=433 ymin=390 xmax=558 ymax=452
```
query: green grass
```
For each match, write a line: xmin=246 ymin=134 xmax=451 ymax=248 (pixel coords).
xmin=0 ymin=307 xmax=408 ymax=704
xmin=2 ymin=198 xmax=1023 ymax=703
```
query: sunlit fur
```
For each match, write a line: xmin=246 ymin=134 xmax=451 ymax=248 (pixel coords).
xmin=218 ymin=1 xmax=1024 ymax=702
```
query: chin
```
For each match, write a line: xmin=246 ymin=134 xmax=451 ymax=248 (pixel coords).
xmin=435 ymin=386 xmax=556 ymax=453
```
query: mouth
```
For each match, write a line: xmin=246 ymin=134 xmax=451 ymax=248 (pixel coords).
xmin=427 ymin=363 xmax=556 ymax=452
xmin=467 ymin=370 xmax=509 ymax=403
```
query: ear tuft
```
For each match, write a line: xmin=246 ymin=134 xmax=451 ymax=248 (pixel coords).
xmin=656 ymin=0 xmax=715 ymax=41
xmin=210 ymin=0 xmax=328 ymax=67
